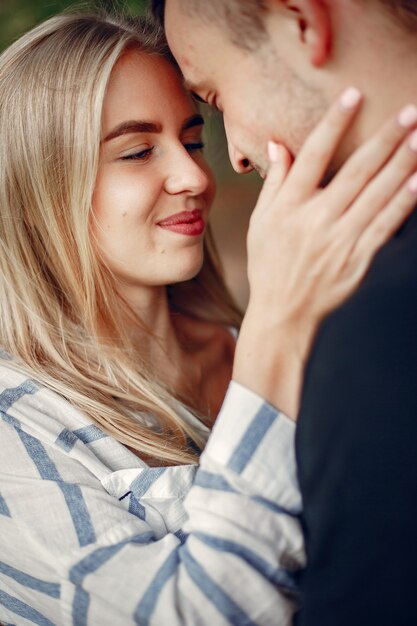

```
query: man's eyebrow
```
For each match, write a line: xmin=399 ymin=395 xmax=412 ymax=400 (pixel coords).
xmin=103 ymin=114 xmax=204 ymax=143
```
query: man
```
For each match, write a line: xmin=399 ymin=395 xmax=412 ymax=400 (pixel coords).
xmin=150 ymin=1 xmax=417 ymax=625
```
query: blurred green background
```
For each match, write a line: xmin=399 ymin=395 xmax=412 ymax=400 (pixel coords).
xmin=0 ymin=0 xmax=262 ymax=309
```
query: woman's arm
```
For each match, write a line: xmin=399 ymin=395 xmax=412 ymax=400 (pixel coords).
xmin=0 ymin=373 xmax=302 ymax=626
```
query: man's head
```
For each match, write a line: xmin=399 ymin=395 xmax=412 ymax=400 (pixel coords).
xmin=152 ymin=0 xmax=417 ymax=176
xmin=151 ymin=1 xmax=417 ymax=35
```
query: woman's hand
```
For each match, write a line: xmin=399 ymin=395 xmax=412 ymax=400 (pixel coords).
xmin=233 ymin=88 xmax=417 ymax=419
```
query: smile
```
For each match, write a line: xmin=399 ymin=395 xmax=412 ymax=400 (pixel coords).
xmin=157 ymin=209 xmax=205 ymax=236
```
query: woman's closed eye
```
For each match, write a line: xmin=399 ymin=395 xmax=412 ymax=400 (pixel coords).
xmin=120 ymin=141 xmax=205 ymax=162
xmin=121 ymin=146 xmax=154 ymax=161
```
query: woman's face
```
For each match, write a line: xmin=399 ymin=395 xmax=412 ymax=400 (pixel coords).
xmin=92 ymin=49 xmax=215 ymax=295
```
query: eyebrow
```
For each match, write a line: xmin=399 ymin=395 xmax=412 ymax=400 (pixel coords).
xmin=103 ymin=114 xmax=204 ymax=142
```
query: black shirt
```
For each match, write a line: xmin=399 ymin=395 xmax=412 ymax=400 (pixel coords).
xmin=296 ymin=209 xmax=417 ymax=626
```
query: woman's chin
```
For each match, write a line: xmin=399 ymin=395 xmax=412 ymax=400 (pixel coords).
xmin=170 ymin=258 xmax=204 ymax=284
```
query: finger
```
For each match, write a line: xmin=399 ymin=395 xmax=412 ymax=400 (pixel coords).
xmin=335 ymin=127 xmax=417 ymax=235
xmin=349 ymin=172 xmax=417 ymax=260
xmin=257 ymin=142 xmax=292 ymax=206
xmin=324 ymin=104 xmax=417 ymax=216
xmin=278 ymin=87 xmax=363 ymax=203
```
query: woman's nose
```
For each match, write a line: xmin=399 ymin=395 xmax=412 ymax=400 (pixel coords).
xmin=164 ymin=147 xmax=211 ymax=196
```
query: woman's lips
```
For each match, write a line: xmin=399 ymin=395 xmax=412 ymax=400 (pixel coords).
xmin=157 ymin=209 xmax=205 ymax=236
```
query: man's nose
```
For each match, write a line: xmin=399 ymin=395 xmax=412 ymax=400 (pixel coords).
xmin=227 ymin=142 xmax=254 ymax=175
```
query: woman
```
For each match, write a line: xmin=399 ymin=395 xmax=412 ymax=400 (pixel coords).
xmin=0 ymin=9 xmax=417 ymax=626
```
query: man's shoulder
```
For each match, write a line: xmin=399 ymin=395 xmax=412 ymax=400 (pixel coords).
xmin=317 ymin=218 xmax=417 ymax=349
xmin=298 ymin=220 xmax=417 ymax=464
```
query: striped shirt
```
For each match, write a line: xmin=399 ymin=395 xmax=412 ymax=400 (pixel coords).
xmin=0 ymin=361 xmax=304 ymax=626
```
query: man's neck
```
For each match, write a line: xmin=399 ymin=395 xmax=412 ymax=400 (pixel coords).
xmin=329 ymin=1 xmax=417 ymax=167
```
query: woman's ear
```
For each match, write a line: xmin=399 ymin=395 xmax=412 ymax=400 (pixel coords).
xmin=271 ymin=0 xmax=332 ymax=67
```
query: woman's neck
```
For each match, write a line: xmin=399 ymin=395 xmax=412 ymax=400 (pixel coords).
xmin=114 ymin=282 xmax=234 ymax=423
xmin=118 ymin=283 xmax=188 ymax=380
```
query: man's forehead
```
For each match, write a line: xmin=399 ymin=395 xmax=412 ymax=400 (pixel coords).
xmin=165 ymin=0 xmax=222 ymax=53
xmin=170 ymin=50 xmax=209 ymax=92
xmin=165 ymin=1 xmax=227 ymax=91
xmin=172 ymin=51 xmax=214 ymax=92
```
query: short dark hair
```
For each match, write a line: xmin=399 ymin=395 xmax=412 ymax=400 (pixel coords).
xmin=149 ymin=0 xmax=269 ymax=51
xmin=149 ymin=0 xmax=417 ymax=38
xmin=380 ymin=0 xmax=417 ymax=30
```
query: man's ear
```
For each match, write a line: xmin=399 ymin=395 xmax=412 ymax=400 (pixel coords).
xmin=272 ymin=0 xmax=332 ymax=67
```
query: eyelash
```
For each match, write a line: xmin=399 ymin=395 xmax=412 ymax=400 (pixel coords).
xmin=122 ymin=147 xmax=154 ymax=161
xmin=185 ymin=142 xmax=206 ymax=154
xmin=121 ymin=142 xmax=206 ymax=161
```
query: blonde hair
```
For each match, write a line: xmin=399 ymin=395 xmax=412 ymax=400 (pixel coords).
xmin=0 ymin=10 xmax=242 ymax=465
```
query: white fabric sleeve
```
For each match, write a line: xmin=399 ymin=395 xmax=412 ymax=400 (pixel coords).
xmin=0 ymin=378 xmax=304 ymax=626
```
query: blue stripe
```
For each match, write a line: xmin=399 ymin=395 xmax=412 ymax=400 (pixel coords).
xmin=18 ymin=430 xmax=61 ymax=480
xmin=55 ymin=425 xmax=107 ymax=453
xmin=55 ymin=428 xmax=78 ymax=452
xmin=128 ymin=493 xmax=146 ymax=520
xmin=180 ymin=544 xmax=258 ymax=626
xmin=73 ymin=425 xmax=107 ymax=444
xmin=57 ymin=482 xmax=97 ymax=547
xmin=251 ymin=494 xmax=300 ymax=518
xmin=0 ymin=410 xmax=19 ymax=429
xmin=1 ymin=405 xmax=97 ymax=549
xmin=227 ymin=404 xmax=278 ymax=474
xmin=134 ymin=551 xmax=178 ymax=626
xmin=194 ymin=470 xmax=235 ymax=492
xmin=0 ymin=562 xmax=60 ymax=598
xmin=193 ymin=533 xmax=298 ymax=592
xmin=174 ymin=529 xmax=188 ymax=544
xmin=0 ymin=492 xmax=11 ymax=517
xmin=69 ymin=532 xmax=154 ymax=586
xmin=0 ymin=380 xmax=38 ymax=413
xmin=17 ymin=429 xmax=96 ymax=548
xmin=72 ymin=586 xmax=90 ymax=626
xmin=0 ymin=390 xmax=96 ymax=547
xmin=70 ymin=532 xmax=153 ymax=626
xmin=0 ymin=589 xmax=55 ymax=626
xmin=130 ymin=467 xmax=166 ymax=498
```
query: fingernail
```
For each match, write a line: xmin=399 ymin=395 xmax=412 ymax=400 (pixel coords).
xmin=398 ymin=104 xmax=417 ymax=128
xmin=268 ymin=140 xmax=280 ymax=163
xmin=339 ymin=87 xmax=362 ymax=111
xmin=408 ymin=172 xmax=417 ymax=193
xmin=409 ymin=129 xmax=417 ymax=152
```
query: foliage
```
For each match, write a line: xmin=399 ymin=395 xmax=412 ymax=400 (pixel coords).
xmin=0 ymin=0 xmax=148 ymax=50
